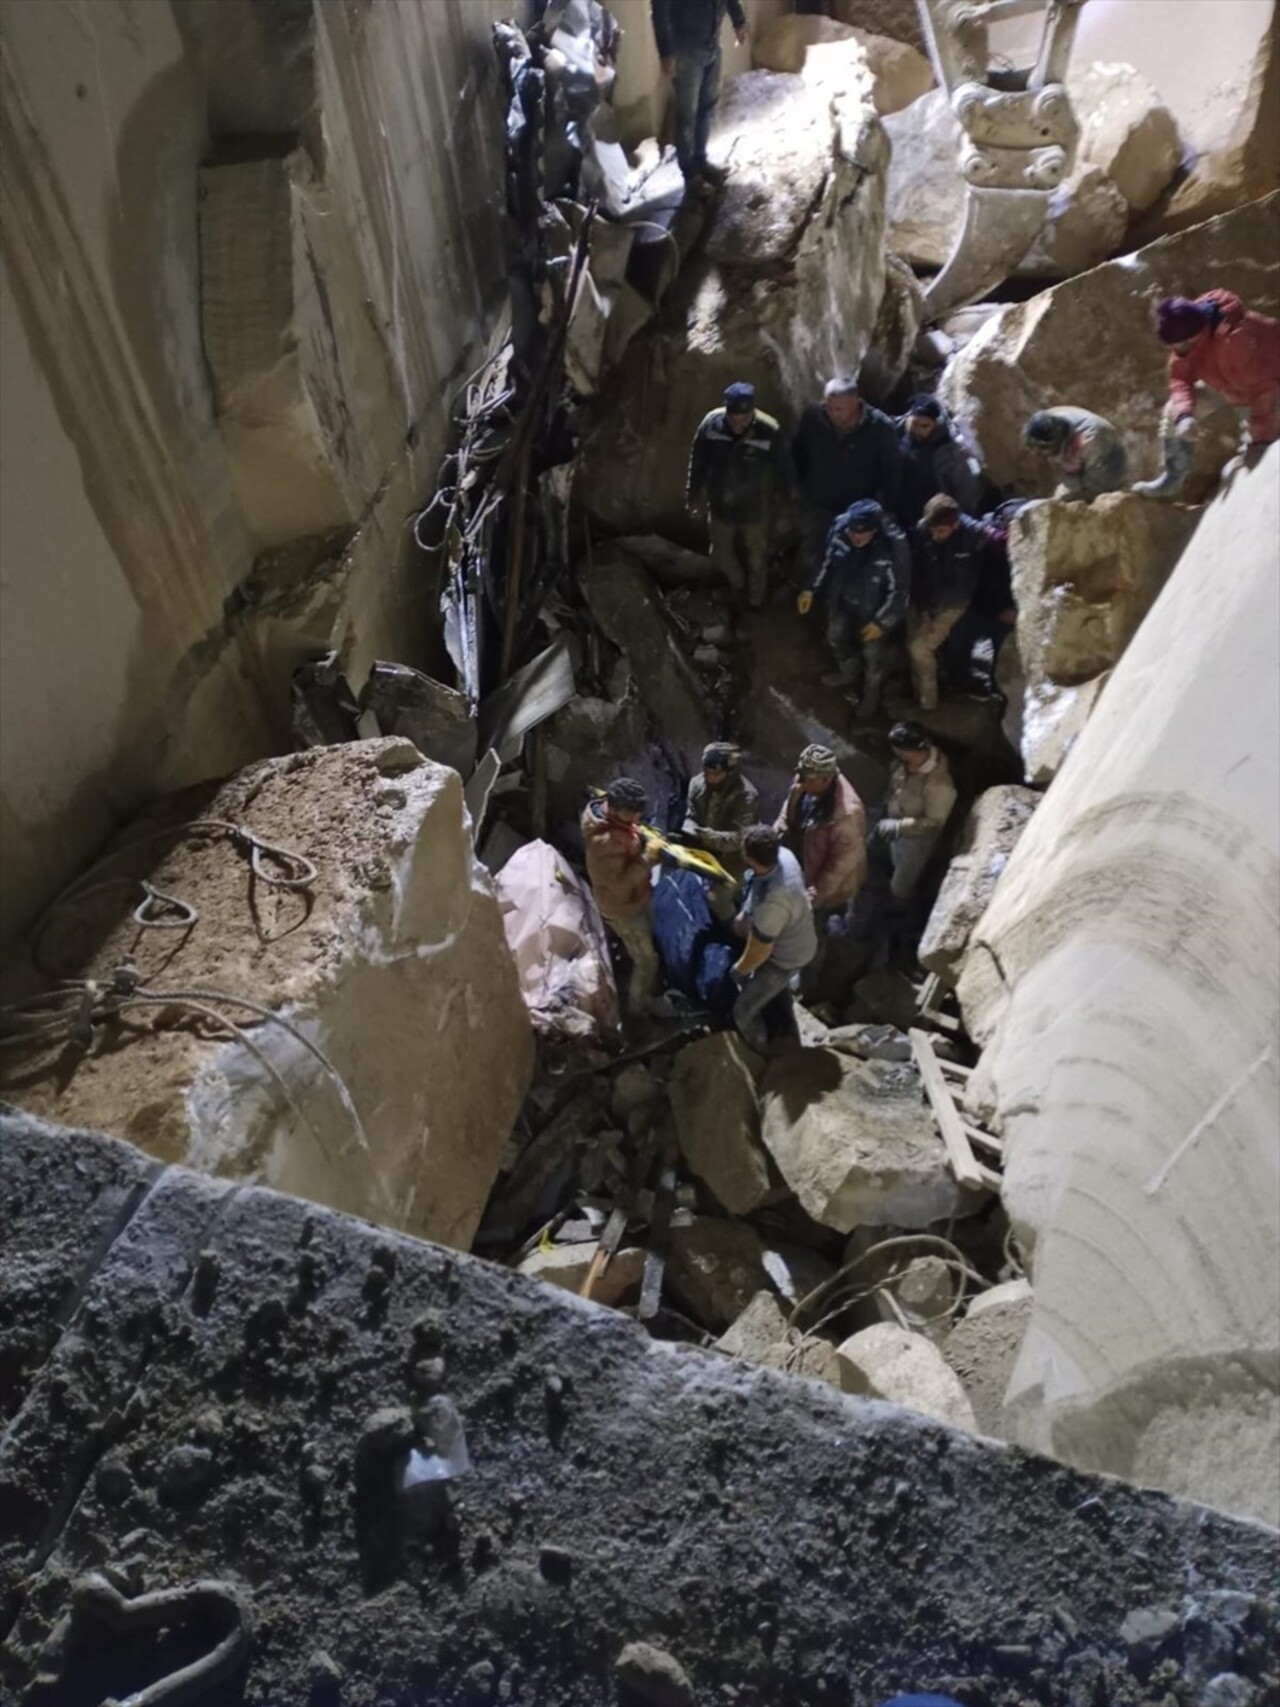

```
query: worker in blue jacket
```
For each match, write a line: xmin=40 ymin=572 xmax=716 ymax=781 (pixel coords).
xmin=651 ymin=0 xmax=747 ymax=188
xmin=798 ymin=499 xmax=910 ymax=718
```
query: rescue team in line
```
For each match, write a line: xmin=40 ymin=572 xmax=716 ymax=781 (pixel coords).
xmin=585 ymin=289 xmax=1279 ymax=1051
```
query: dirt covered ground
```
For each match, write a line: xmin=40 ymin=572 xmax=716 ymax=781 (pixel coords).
xmin=3 ymin=1111 xmax=1277 ymax=1707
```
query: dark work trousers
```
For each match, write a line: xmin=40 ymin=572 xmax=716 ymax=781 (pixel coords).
xmin=671 ymin=47 xmax=721 ymax=176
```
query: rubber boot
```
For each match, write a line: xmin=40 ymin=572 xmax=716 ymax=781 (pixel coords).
xmin=1133 ymin=434 xmax=1192 ymax=499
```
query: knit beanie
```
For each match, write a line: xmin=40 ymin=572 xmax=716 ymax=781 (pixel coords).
xmin=843 ymin=499 xmax=884 ymax=532
xmin=702 ymin=742 xmax=741 ymax=770
xmin=1024 ymin=411 xmax=1070 ymax=450
xmin=1155 ymin=296 xmax=1215 ymax=345
xmin=906 ymin=394 xmax=944 ymax=420
xmin=797 ymin=744 xmax=839 ymax=778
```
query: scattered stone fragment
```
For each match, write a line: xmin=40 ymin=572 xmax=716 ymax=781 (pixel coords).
xmin=158 ymin=1443 xmax=216 ymax=1503
xmin=615 ymin=1640 xmax=694 ymax=1707
xmin=667 ymin=1218 xmax=770 ymax=1331
xmin=836 ymin=1324 xmax=977 ymax=1431
xmin=517 ymin=1243 xmax=646 ymax=1309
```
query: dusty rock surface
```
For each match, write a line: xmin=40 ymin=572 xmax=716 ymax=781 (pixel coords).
xmin=0 ymin=741 xmax=533 ymax=1251
xmin=666 ymin=1217 xmax=769 ymax=1331
xmin=920 ymin=785 xmax=1041 ymax=984
xmin=753 ymin=16 xmax=933 ymax=115
xmin=958 ymin=453 xmax=1280 ymax=1525
xmin=1010 ymin=492 xmax=1204 ymax=689
xmin=1070 ymin=61 xmax=1183 ymax=215
xmin=518 ymin=1242 xmax=646 ymax=1308
xmin=943 ymin=1293 xmax=1035 ymax=1436
xmin=668 ymin=1033 xmax=771 ymax=1216
xmin=715 ymin=1291 xmax=842 ymax=1390
xmin=941 ymin=193 xmax=1280 ymax=494
xmin=575 ymin=64 xmax=888 ymax=538
xmin=4 ymin=1113 xmax=1278 ymax=1706
xmin=759 ymin=1048 xmax=978 ymax=1233
xmin=836 ymin=1323 xmax=978 ymax=1432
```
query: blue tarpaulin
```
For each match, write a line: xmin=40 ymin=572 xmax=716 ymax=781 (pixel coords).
xmin=650 ymin=869 xmax=737 ymax=1021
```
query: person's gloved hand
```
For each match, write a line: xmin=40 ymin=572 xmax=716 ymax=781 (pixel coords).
xmin=860 ymin=621 xmax=883 ymax=642
xmin=796 ymin=590 xmax=814 ymax=616
xmin=730 ymin=961 xmax=748 ymax=984
xmin=1174 ymin=415 xmax=1199 ymax=440
xmin=877 ymin=818 xmax=900 ymax=840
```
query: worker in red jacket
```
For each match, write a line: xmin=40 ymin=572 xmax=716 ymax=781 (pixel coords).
xmin=1135 ymin=290 xmax=1280 ymax=498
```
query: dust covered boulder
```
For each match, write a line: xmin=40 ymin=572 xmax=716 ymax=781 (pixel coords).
xmin=920 ymin=786 xmax=1041 ymax=984
xmin=1009 ymin=492 xmax=1203 ymax=689
xmin=941 ymin=194 xmax=1280 ymax=495
xmin=835 ymin=1323 xmax=978 ymax=1430
xmin=759 ymin=1048 xmax=977 ymax=1232
xmin=752 ymin=15 xmax=933 ymax=115
xmin=667 ymin=1216 xmax=770 ymax=1330
xmin=1070 ymin=61 xmax=1181 ymax=215
xmin=669 ymin=1033 xmax=771 ymax=1216
xmin=0 ymin=742 xmax=534 ymax=1250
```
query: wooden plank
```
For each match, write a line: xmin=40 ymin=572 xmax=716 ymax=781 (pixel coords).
xmin=939 ymin=1059 xmax=973 ymax=1077
xmin=909 ymin=1028 xmax=987 ymax=1192
xmin=964 ymin=1121 xmax=1004 ymax=1156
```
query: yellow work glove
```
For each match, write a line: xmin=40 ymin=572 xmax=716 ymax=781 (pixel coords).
xmin=860 ymin=621 xmax=883 ymax=642
xmin=797 ymin=591 xmax=814 ymax=616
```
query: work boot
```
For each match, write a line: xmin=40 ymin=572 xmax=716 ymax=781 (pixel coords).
xmin=1132 ymin=434 xmax=1192 ymax=499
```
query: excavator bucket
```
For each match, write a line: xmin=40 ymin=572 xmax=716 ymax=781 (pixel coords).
xmin=915 ymin=0 xmax=1090 ymax=319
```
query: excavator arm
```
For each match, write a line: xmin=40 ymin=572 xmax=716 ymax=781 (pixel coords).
xmin=914 ymin=0 xmax=1090 ymax=317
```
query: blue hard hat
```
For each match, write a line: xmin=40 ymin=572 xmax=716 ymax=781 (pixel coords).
xmin=723 ymin=381 xmax=756 ymax=412
xmin=844 ymin=499 xmax=884 ymax=531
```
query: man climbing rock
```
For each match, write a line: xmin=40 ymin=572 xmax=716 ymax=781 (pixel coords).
xmin=896 ymin=394 xmax=983 ymax=530
xmin=730 ymin=823 xmax=817 ymax=1052
xmin=1134 ymin=291 xmax=1280 ymax=499
xmin=581 ymin=777 xmax=662 ymax=1014
xmin=798 ymin=498 xmax=910 ymax=718
xmin=907 ymin=494 xmax=999 ymax=712
xmin=651 ymin=0 xmax=747 ymax=190
xmin=1023 ymin=406 xmax=1128 ymax=501
xmin=773 ymin=744 xmax=867 ymax=917
xmin=944 ymin=496 xmax=1027 ymax=701
xmin=792 ymin=375 xmax=901 ymax=590
xmin=875 ymin=723 xmax=956 ymax=902
xmin=687 ymin=382 xmax=794 ymax=609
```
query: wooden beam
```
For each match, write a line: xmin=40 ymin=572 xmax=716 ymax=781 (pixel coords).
xmin=909 ymin=1028 xmax=988 ymax=1192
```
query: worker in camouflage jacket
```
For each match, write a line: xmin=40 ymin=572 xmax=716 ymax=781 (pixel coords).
xmin=687 ymin=381 xmax=794 ymax=608
xmin=1024 ymin=406 xmax=1127 ymax=501
xmin=798 ymin=498 xmax=910 ymax=719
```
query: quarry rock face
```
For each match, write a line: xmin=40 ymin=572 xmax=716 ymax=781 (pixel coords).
xmin=758 ymin=1048 xmax=978 ymax=1233
xmin=941 ymin=193 xmax=1280 ymax=495
xmin=6 ymin=1115 xmax=1277 ymax=1704
xmin=575 ymin=63 xmax=889 ymax=538
xmin=958 ymin=453 xmax=1280 ymax=1526
xmin=0 ymin=742 xmax=534 ymax=1252
xmin=919 ymin=785 xmax=1042 ymax=984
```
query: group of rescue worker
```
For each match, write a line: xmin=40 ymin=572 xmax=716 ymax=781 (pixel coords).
xmin=686 ymin=287 xmax=1279 ymax=719
xmin=582 ymin=732 xmax=956 ymax=1051
xmin=582 ymin=285 xmax=1278 ymax=1054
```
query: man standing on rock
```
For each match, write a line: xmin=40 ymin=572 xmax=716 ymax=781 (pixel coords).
xmin=792 ymin=376 xmax=902 ymax=590
xmin=896 ymin=394 xmax=983 ymax=531
xmin=730 ymin=823 xmax=817 ymax=1052
xmin=581 ymin=777 xmax=662 ymax=1015
xmin=1023 ymin=406 xmax=1128 ymax=501
xmin=1134 ymin=291 xmax=1280 ymax=499
xmin=875 ymin=723 xmax=956 ymax=902
xmin=907 ymin=494 xmax=999 ymax=712
xmin=798 ymin=498 xmax=910 ymax=718
xmin=687 ymin=381 xmax=794 ymax=609
xmin=681 ymin=741 xmax=760 ymax=916
xmin=651 ymin=0 xmax=747 ymax=191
